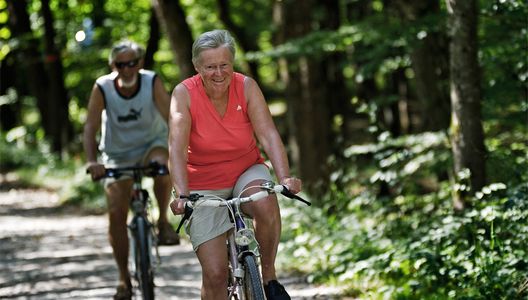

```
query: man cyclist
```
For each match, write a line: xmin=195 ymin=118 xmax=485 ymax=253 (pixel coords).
xmin=83 ymin=40 xmax=179 ymax=300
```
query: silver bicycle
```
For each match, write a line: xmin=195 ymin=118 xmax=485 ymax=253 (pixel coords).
xmin=175 ymin=181 xmax=310 ymax=299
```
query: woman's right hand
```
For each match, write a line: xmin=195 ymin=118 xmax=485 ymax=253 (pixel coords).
xmin=170 ymin=199 xmax=186 ymax=215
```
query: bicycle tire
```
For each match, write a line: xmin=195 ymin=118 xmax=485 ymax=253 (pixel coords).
xmin=243 ymin=255 xmax=265 ymax=300
xmin=135 ymin=216 xmax=155 ymax=300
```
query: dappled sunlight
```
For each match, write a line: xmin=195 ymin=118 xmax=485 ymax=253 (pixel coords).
xmin=1 ymin=187 xmax=341 ymax=299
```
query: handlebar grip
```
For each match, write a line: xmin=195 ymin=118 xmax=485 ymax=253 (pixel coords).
xmin=278 ymin=185 xmax=311 ymax=206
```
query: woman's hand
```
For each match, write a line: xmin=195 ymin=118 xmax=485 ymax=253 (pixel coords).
xmin=280 ymin=176 xmax=302 ymax=194
xmin=169 ymin=199 xmax=186 ymax=215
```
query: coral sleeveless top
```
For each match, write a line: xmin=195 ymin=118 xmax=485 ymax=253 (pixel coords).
xmin=182 ymin=72 xmax=265 ymax=189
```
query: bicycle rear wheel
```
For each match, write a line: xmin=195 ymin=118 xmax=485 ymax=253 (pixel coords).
xmin=242 ymin=255 xmax=265 ymax=300
xmin=134 ymin=216 xmax=155 ymax=300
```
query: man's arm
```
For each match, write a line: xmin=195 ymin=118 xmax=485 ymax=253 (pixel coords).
xmin=153 ymin=76 xmax=171 ymax=122
xmin=83 ymin=83 xmax=105 ymax=180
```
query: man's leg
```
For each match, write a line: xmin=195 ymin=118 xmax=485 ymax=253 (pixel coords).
xmin=145 ymin=147 xmax=179 ymax=245
xmin=105 ymin=179 xmax=133 ymax=293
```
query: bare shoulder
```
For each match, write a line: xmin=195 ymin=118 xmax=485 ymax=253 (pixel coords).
xmin=171 ymin=82 xmax=191 ymax=108
xmin=243 ymin=76 xmax=265 ymax=103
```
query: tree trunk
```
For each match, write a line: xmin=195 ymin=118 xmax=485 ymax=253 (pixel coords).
xmin=445 ymin=0 xmax=487 ymax=208
xmin=6 ymin=0 xmax=52 ymax=141
xmin=392 ymin=0 xmax=451 ymax=132
xmin=144 ymin=7 xmax=161 ymax=70
xmin=273 ymin=0 xmax=332 ymax=199
xmin=151 ymin=0 xmax=195 ymax=80
xmin=41 ymin=0 xmax=72 ymax=154
xmin=0 ymin=53 xmax=21 ymax=131
xmin=216 ymin=0 xmax=261 ymax=82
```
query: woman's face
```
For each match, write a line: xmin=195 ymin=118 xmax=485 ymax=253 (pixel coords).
xmin=196 ymin=46 xmax=234 ymax=96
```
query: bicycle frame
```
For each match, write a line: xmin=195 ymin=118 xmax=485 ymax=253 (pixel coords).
xmin=176 ymin=181 xmax=310 ymax=300
xmin=96 ymin=162 xmax=168 ymax=300
xmin=226 ymin=197 xmax=260 ymax=298
xmin=127 ymin=171 xmax=158 ymax=300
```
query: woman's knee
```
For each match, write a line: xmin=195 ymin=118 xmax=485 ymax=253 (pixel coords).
xmin=203 ymin=265 xmax=228 ymax=289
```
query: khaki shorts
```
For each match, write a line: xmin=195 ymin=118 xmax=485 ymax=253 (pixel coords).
xmin=102 ymin=140 xmax=168 ymax=188
xmin=186 ymin=164 xmax=272 ymax=251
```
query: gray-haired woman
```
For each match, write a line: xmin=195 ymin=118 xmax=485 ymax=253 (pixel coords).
xmin=168 ymin=29 xmax=301 ymax=299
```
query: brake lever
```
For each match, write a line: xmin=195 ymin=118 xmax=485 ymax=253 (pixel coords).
xmin=175 ymin=204 xmax=194 ymax=234
xmin=280 ymin=185 xmax=311 ymax=206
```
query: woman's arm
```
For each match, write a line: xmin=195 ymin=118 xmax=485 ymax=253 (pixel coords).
xmin=168 ymin=83 xmax=192 ymax=214
xmin=244 ymin=77 xmax=302 ymax=194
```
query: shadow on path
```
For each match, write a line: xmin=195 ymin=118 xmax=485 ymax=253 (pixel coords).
xmin=0 ymin=187 xmax=343 ymax=299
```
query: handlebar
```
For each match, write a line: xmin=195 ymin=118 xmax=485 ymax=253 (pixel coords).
xmin=86 ymin=161 xmax=169 ymax=180
xmin=187 ymin=184 xmax=310 ymax=207
xmin=175 ymin=182 xmax=310 ymax=233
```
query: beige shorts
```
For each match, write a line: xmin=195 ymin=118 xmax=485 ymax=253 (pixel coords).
xmin=102 ymin=141 xmax=168 ymax=188
xmin=186 ymin=164 xmax=272 ymax=251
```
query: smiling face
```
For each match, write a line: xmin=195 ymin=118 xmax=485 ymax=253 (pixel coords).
xmin=195 ymin=46 xmax=234 ymax=97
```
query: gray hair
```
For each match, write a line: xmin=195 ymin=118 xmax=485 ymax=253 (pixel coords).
xmin=192 ymin=29 xmax=236 ymax=66
xmin=108 ymin=40 xmax=145 ymax=65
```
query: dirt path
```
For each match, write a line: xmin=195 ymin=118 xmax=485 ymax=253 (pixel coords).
xmin=0 ymin=186 xmax=343 ymax=299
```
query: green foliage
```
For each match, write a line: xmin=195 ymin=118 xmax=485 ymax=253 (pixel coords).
xmin=0 ymin=132 xmax=47 ymax=172
xmin=278 ymin=129 xmax=527 ymax=299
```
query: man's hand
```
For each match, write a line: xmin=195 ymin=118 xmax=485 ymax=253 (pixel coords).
xmin=86 ymin=162 xmax=106 ymax=181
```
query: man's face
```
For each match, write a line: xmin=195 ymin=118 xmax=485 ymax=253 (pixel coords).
xmin=113 ymin=50 xmax=140 ymax=87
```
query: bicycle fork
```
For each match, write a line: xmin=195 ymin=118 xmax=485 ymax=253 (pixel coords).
xmin=128 ymin=216 xmax=160 ymax=281
xmin=227 ymin=232 xmax=245 ymax=297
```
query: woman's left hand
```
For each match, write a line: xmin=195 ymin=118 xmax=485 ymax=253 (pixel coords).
xmin=280 ymin=176 xmax=302 ymax=194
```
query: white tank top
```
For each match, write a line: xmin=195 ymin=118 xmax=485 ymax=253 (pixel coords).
xmin=97 ymin=70 xmax=168 ymax=160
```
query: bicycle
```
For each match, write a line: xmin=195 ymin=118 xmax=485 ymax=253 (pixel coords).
xmin=175 ymin=180 xmax=311 ymax=299
xmin=89 ymin=161 xmax=168 ymax=300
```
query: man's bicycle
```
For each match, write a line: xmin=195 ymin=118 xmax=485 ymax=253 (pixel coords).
xmin=90 ymin=161 xmax=168 ymax=300
xmin=175 ymin=181 xmax=311 ymax=299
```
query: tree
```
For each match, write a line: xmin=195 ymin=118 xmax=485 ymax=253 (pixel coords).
xmin=445 ymin=0 xmax=487 ymax=208
xmin=391 ymin=0 xmax=451 ymax=132
xmin=151 ymin=0 xmax=195 ymax=80
xmin=273 ymin=0 xmax=332 ymax=198
xmin=41 ymin=0 xmax=72 ymax=153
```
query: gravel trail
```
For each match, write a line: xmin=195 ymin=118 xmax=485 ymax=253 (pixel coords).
xmin=0 ymin=185 xmax=344 ymax=299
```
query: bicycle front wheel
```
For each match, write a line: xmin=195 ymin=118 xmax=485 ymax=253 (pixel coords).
xmin=243 ymin=255 xmax=265 ymax=300
xmin=135 ymin=216 xmax=155 ymax=300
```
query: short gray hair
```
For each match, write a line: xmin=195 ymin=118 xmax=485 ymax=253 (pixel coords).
xmin=192 ymin=29 xmax=236 ymax=66
xmin=108 ymin=40 xmax=145 ymax=66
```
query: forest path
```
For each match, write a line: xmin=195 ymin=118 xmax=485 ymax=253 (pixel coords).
xmin=0 ymin=182 xmax=344 ymax=299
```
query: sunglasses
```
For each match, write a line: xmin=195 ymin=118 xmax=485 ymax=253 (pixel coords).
xmin=115 ymin=59 xmax=139 ymax=69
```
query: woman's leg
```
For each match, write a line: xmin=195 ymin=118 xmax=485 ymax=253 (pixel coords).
xmin=196 ymin=233 xmax=230 ymax=299
xmin=240 ymin=179 xmax=282 ymax=284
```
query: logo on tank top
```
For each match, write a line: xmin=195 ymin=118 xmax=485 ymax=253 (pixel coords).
xmin=117 ymin=108 xmax=142 ymax=122
xmin=236 ymin=105 xmax=242 ymax=111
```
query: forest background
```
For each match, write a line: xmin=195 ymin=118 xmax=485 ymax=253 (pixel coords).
xmin=0 ymin=0 xmax=527 ymax=298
